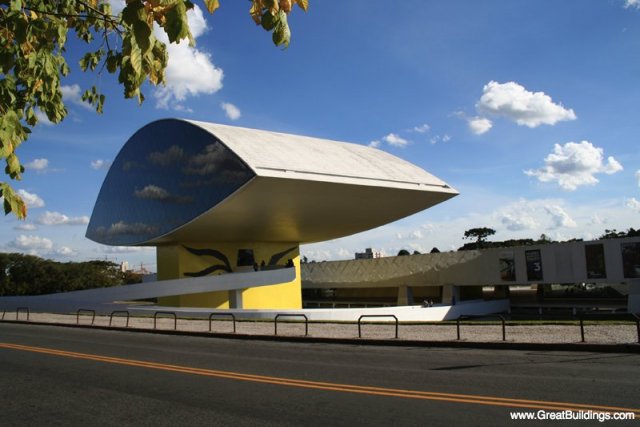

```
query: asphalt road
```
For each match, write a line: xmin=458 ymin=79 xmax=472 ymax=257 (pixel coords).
xmin=1 ymin=323 xmax=638 ymax=426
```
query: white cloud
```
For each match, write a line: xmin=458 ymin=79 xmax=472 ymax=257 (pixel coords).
xmin=476 ymin=81 xmax=576 ymax=128
xmin=37 ymin=211 xmax=89 ymax=226
xmin=154 ymin=5 xmax=224 ymax=109
xmin=134 ymin=185 xmax=170 ymax=200
xmin=501 ymin=212 xmax=538 ymax=231
xmin=625 ymin=0 xmax=640 ymax=9
xmin=589 ymin=214 xmax=606 ymax=225
xmin=524 ymin=141 xmax=623 ymax=190
xmin=10 ymin=235 xmax=53 ymax=251
xmin=429 ymin=134 xmax=452 ymax=144
xmin=133 ymin=185 xmax=192 ymax=204
xmin=368 ymin=140 xmax=381 ymax=148
xmin=221 ymin=102 xmax=241 ymax=120
xmin=496 ymin=199 xmax=577 ymax=232
xmin=173 ymin=104 xmax=194 ymax=113
xmin=25 ymin=158 xmax=49 ymax=172
xmin=17 ymin=190 xmax=44 ymax=208
xmin=626 ymin=198 xmax=640 ymax=212
xmin=545 ymin=205 xmax=577 ymax=229
xmin=56 ymin=246 xmax=75 ymax=256
xmin=411 ymin=123 xmax=431 ymax=133
xmin=101 ymin=246 xmax=154 ymax=254
xmin=60 ymin=84 xmax=94 ymax=110
xmin=90 ymin=159 xmax=111 ymax=170
xmin=468 ymin=116 xmax=493 ymax=135
xmin=383 ymin=133 xmax=409 ymax=147
xmin=13 ymin=223 xmax=37 ymax=231
xmin=396 ymin=230 xmax=425 ymax=240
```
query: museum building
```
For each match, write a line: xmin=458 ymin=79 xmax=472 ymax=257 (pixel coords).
xmin=86 ymin=119 xmax=458 ymax=309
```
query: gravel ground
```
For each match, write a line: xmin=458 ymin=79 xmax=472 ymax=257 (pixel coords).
xmin=3 ymin=312 xmax=639 ymax=345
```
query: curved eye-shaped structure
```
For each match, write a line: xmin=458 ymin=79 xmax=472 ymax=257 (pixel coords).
xmin=87 ymin=118 xmax=458 ymax=247
xmin=86 ymin=119 xmax=255 ymax=246
xmin=86 ymin=119 xmax=458 ymax=310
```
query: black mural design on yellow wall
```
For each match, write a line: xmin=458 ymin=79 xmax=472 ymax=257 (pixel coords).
xmin=268 ymin=246 xmax=297 ymax=266
xmin=182 ymin=245 xmax=297 ymax=277
xmin=183 ymin=246 xmax=232 ymax=277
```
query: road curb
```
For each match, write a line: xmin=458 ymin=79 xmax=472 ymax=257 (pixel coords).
xmin=3 ymin=319 xmax=639 ymax=354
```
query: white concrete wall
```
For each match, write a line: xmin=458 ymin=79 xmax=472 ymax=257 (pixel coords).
xmin=302 ymin=237 xmax=640 ymax=288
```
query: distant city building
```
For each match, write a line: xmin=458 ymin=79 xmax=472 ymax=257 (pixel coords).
xmin=120 ymin=261 xmax=129 ymax=273
xmin=355 ymin=248 xmax=374 ymax=260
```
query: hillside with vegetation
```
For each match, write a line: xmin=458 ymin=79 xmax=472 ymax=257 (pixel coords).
xmin=0 ymin=253 xmax=142 ymax=296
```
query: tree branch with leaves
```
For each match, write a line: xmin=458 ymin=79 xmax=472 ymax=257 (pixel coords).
xmin=0 ymin=0 xmax=308 ymax=219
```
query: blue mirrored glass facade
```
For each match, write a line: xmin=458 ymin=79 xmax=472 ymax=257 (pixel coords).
xmin=86 ymin=119 xmax=255 ymax=245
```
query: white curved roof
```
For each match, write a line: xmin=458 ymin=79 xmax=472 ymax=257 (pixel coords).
xmin=88 ymin=118 xmax=458 ymax=245
xmin=188 ymin=120 xmax=452 ymax=191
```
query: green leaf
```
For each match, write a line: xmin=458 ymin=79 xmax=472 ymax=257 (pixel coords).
xmin=133 ymin=20 xmax=152 ymax=55
xmin=164 ymin=1 xmax=193 ymax=45
xmin=9 ymin=0 xmax=22 ymax=12
xmin=0 ymin=182 xmax=27 ymax=219
xmin=5 ymin=153 xmax=23 ymax=179
xmin=122 ymin=2 xmax=152 ymax=55
xmin=106 ymin=52 xmax=119 ymax=74
xmin=272 ymin=10 xmax=290 ymax=48
xmin=129 ymin=41 xmax=143 ymax=76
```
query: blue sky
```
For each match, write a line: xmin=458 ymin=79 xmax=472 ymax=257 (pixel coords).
xmin=2 ymin=0 xmax=640 ymax=271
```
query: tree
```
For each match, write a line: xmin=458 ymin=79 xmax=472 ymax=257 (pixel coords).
xmin=463 ymin=227 xmax=496 ymax=248
xmin=0 ymin=0 xmax=309 ymax=219
xmin=397 ymin=249 xmax=410 ymax=256
xmin=0 ymin=251 xmax=140 ymax=295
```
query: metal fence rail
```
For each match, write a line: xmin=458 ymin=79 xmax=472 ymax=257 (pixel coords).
xmin=153 ymin=311 xmax=177 ymax=330
xmin=357 ymin=315 xmax=399 ymax=339
xmin=579 ymin=312 xmax=640 ymax=343
xmin=274 ymin=314 xmax=309 ymax=336
xmin=16 ymin=307 xmax=29 ymax=321
xmin=456 ymin=314 xmax=506 ymax=341
xmin=76 ymin=309 xmax=96 ymax=325
xmin=209 ymin=312 xmax=236 ymax=333
xmin=109 ymin=310 xmax=130 ymax=327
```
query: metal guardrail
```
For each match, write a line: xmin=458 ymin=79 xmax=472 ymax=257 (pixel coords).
xmin=153 ymin=311 xmax=177 ymax=330
xmin=209 ymin=312 xmax=236 ymax=333
xmin=109 ymin=310 xmax=130 ymax=327
xmin=76 ymin=309 xmax=96 ymax=325
xmin=274 ymin=314 xmax=309 ymax=336
xmin=579 ymin=312 xmax=640 ymax=343
xmin=16 ymin=307 xmax=29 ymax=321
xmin=358 ymin=315 xmax=399 ymax=339
xmin=457 ymin=314 xmax=506 ymax=341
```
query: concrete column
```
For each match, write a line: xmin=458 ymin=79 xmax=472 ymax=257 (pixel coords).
xmin=442 ymin=284 xmax=460 ymax=305
xmin=397 ymin=285 xmax=414 ymax=306
xmin=628 ymin=280 xmax=640 ymax=313
xmin=229 ymin=289 xmax=244 ymax=309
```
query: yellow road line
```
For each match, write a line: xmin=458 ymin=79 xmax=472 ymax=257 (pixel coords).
xmin=1 ymin=342 xmax=638 ymax=415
